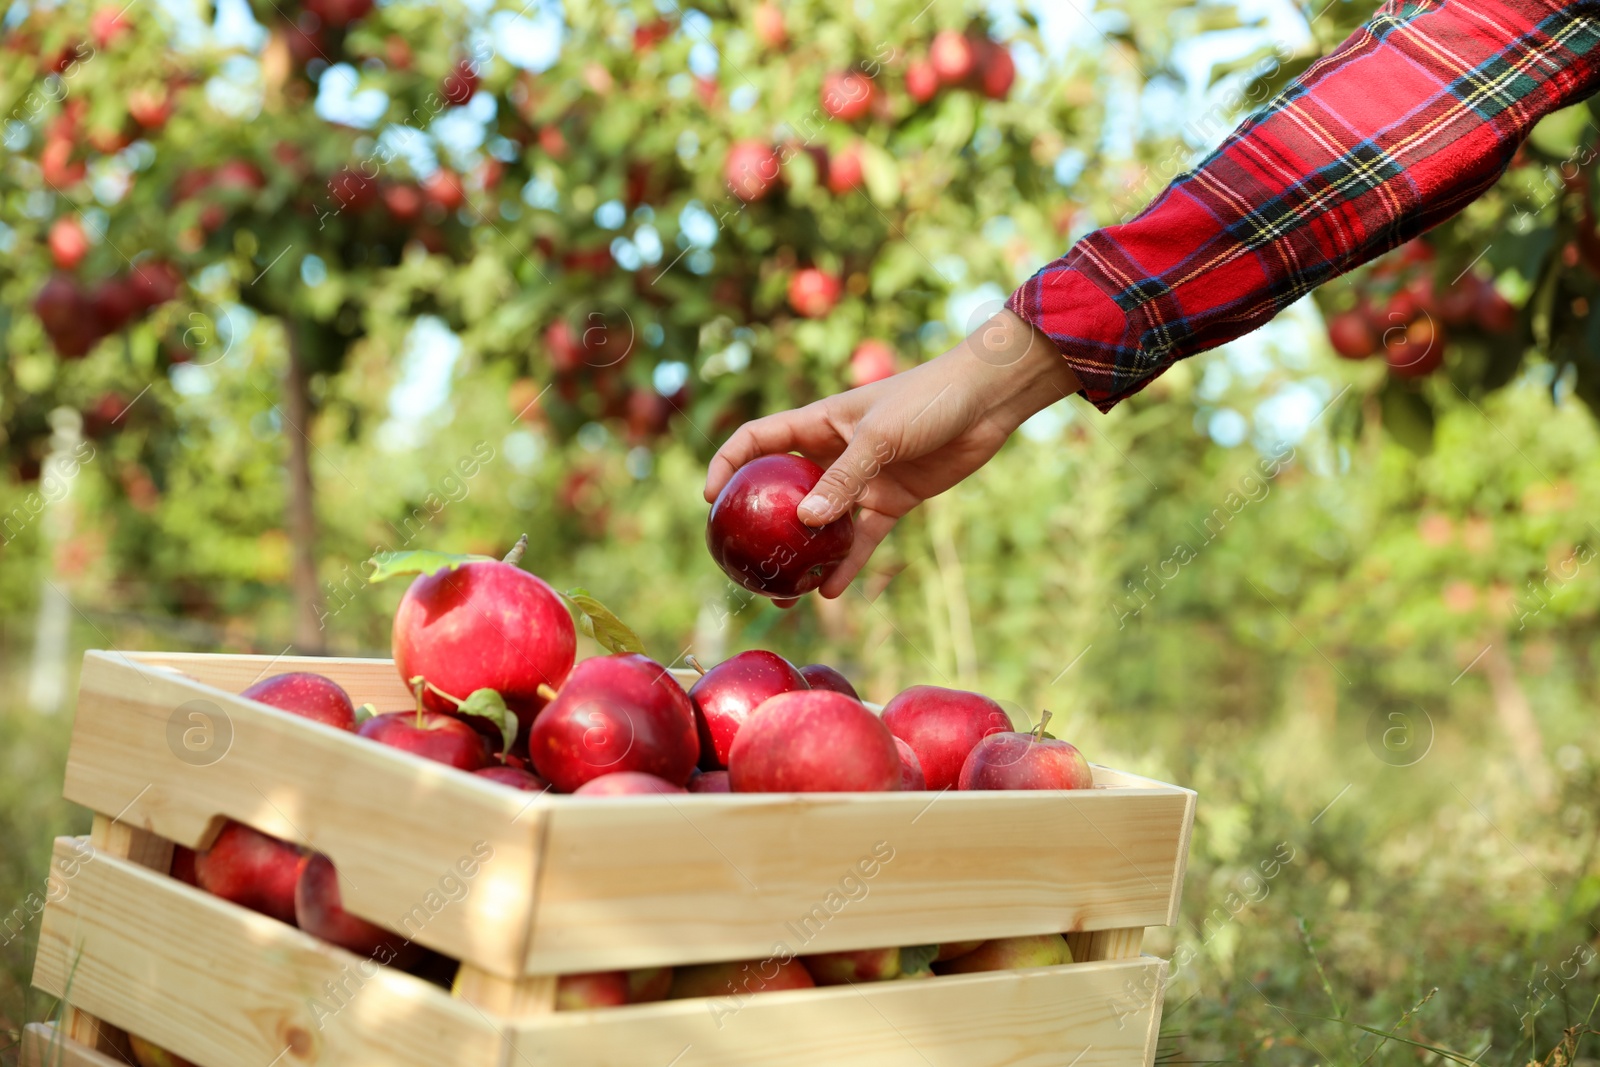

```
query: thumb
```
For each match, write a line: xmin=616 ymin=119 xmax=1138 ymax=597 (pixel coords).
xmin=797 ymin=433 xmax=884 ymax=526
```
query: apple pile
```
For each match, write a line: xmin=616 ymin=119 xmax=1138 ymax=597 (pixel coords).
xmin=1323 ymin=238 xmax=1519 ymax=377
xmin=167 ymin=526 xmax=1094 ymax=1009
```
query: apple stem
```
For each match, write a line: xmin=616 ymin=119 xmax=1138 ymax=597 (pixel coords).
xmin=410 ymin=676 xmax=427 ymax=729
xmin=537 ymin=682 xmax=560 ymax=703
xmin=684 ymin=654 xmax=709 ymax=677
xmin=1033 ymin=710 xmax=1053 ymax=742
xmin=419 ymin=678 xmax=466 ymax=708
xmin=503 ymin=533 xmax=528 ymax=566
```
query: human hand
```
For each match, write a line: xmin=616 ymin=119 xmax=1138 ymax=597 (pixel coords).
xmin=703 ymin=310 xmax=1080 ymax=598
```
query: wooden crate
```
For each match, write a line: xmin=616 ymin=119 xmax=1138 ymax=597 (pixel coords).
xmin=32 ymin=650 xmax=1195 ymax=1066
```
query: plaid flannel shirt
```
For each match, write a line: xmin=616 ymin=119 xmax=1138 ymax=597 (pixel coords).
xmin=1010 ymin=0 xmax=1600 ymax=411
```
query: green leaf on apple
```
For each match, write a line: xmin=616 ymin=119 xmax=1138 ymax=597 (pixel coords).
xmin=899 ymin=945 xmax=940 ymax=976
xmin=366 ymin=549 xmax=494 ymax=583
xmin=561 ymin=589 xmax=646 ymax=655
xmin=458 ymin=688 xmax=517 ymax=758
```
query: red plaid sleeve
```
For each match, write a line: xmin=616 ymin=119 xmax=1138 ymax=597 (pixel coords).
xmin=1010 ymin=0 xmax=1600 ymax=411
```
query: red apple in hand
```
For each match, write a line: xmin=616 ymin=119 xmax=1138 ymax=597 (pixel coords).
xmin=668 ymin=957 xmax=814 ymax=999
xmin=802 ymin=947 xmax=901 ymax=985
xmin=798 ymin=663 xmax=859 ymax=699
xmin=241 ymin=672 xmax=357 ymax=730
xmin=529 ymin=654 xmax=700 ymax=792
xmin=392 ymin=559 xmax=575 ymax=746
xmin=687 ymin=769 xmax=731 ymax=793
xmin=295 ymin=852 xmax=418 ymax=964
xmin=881 ymin=685 xmax=1012 ymax=792
xmin=705 ymin=454 xmax=854 ymax=599
xmin=193 ymin=821 xmax=302 ymax=924
xmin=574 ymin=771 xmax=686 ymax=796
xmin=688 ymin=650 xmax=809 ymax=769
xmin=359 ymin=710 xmax=490 ymax=771
xmin=958 ymin=711 xmax=1093 ymax=791
xmin=474 ymin=764 xmax=549 ymax=791
xmin=729 ymin=690 xmax=901 ymax=793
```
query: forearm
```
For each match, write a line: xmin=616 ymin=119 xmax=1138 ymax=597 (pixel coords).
xmin=1013 ymin=0 xmax=1600 ymax=411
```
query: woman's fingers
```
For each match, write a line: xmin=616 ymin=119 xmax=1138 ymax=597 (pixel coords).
xmin=704 ymin=410 xmax=805 ymax=501
xmin=818 ymin=508 xmax=899 ymax=598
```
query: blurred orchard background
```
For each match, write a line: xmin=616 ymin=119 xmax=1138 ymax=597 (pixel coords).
xmin=3 ymin=0 xmax=1600 ymax=1060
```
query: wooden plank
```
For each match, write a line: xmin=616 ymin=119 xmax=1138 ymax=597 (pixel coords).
xmin=126 ymin=651 xmax=419 ymax=710
xmin=65 ymin=651 xmax=544 ymax=978
xmin=525 ymin=784 xmax=1190 ymax=973
xmin=20 ymin=1023 xmax=130 ymax=1067
xmin=59 ymin=812 xmax=172 ymax=1059
xmin=1067 ymin=927 xmax=1144 ymax=962
xmin=32 ymin=839 xmax=506 ymax=1067
xmin=512 ymin=958 xmax=1166 ymax=1067
xmin=454 ymin=967 xmax=557 ymax=1019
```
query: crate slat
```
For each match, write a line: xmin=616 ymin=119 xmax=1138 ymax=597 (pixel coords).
xmin=20 ymin=1023 xmax=129 ymax=1067
xmin=33 ymin=839 xmax=1168 ymax=1067
xmin=33 ymin=838 xmax=504 ymax=1067
xmin=528 ymin=786 xmax=1189 ymax=973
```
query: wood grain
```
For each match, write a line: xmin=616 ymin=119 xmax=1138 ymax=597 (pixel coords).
xmin=66 ymin=651 xmax=545 ymax=978
xmin=512 ymin=957 xmax=1167 ymax=1067
xmin=20 ymin=1023 xmax=130 ymax=1067
xmin=33 ymin=838 xmax=504 ymax=1067
xmin=525 ymin=785 xmax=1190 ymax=973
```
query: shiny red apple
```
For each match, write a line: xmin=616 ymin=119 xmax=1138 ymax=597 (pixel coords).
xmin=573 ymin=771 xmax=686 ymax=796
xmin=529 ymin=654 xmax=699 ymax=792
xmin=689 ymin=650 xmax=809 ymax=770
xmin=893 ymin=737 xmax=927 ymax=791
xmin=358 ymin=710 xmax=490 ymax=771
xmin=958 ymin=713 xmax=1093 ymax=791
xmin=295 ymin=852 xmax=418 ymax=963
xmin=729 ymin=690 xmax=901 ymax=793
xmin=881 ymin=685 xmax=1012 ymax=792
xmin=240 ymin=672 xmax=356 ymax=730
xmin=474 ymin=764 xmax=549 ymax=791
xmin=193 ymin=820 xmax=302 ymax=924
xmin=705 ymin=454 xmax=854 ymax=599
xmin=687 ymin=769 xmax=732 ymax=793
xmin=391 ymin=559 xmax=576 ymax=746
xmin=798 ymin=663 xmax=858 ymax=699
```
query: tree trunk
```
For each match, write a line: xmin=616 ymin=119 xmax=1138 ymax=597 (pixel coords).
xmin=284 ymin=323 xmax=326 ymax=653
xmin=1481 ymin=641 xmax=1552 ymax=805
